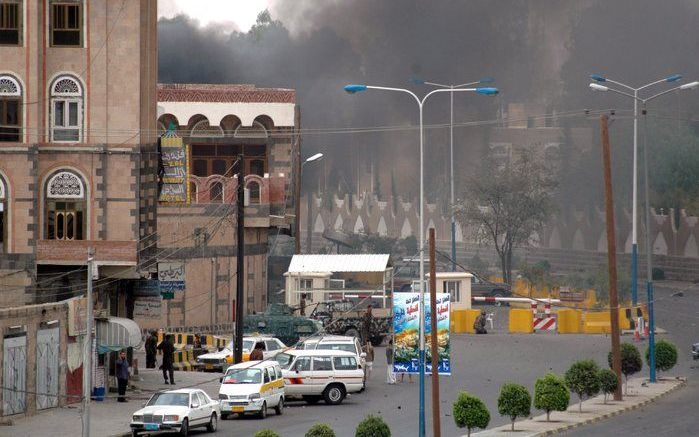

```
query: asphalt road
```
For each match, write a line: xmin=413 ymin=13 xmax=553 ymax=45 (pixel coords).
xmin=562 ymin=281 xmax=699 ymax=437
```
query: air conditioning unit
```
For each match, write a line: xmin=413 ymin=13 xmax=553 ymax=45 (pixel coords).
xmin=329 ymin=279 xmax=345 ymax=290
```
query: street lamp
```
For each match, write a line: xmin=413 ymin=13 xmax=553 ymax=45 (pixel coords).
xmin=344 ymin=83 xmax=499 ymax=437
xmin=589 ymin=74 xmax=683 ymax=307
xmin=413 ymin=77 xmax=495 ymax=271
xmin=589 ymin=75 xmax=698 ymax=382
xmin=296 ymin=153 xmax=325 ymax=254
xmin=304 ymin=153 xmax=324 ymax=165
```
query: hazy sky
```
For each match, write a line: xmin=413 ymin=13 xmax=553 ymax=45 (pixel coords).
xmin=158 ymin=0 xmax=269 ymax=32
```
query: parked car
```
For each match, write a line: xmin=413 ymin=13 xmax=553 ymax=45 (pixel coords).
xmin=130 ymin=388 xmax=220 ymax=436
xmin=196 ymin=336 xmax=286 ymax=372
xmin=218 ymin=360 xmax=285 ymax=420
xmin=470 ymin=273 xmax=512 ymax=300
xmin=299 ymin=335 xmax=366 ymax=367
xmin=275 ymin=349 xmax=364 ymax=405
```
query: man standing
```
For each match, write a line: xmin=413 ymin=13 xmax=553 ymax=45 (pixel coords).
xmin=145 ymin=331 xmax=157 ymax=369
xmin=386 ymin=339 xmax=396 ymax=384
xmin=363 ymin=341 xmax=374 ymax=382
xmin=157 ymin=334 xmax=175 ymax=385
xmin=362 ymin=305 xmax=373 ymax=345
xmin=115 ymin=350 xmax=130 ymax=402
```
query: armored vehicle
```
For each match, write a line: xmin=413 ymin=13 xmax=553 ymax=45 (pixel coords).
xmin=243 ymin=303 xmax=321 ymax=346
xmin=309 ymin=300 xmax=391 ymax=346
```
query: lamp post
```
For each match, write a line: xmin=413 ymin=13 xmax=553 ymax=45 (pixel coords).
xmin=345 ymin=83 xmax=499 ymax=437
xmin=413 ymin=77 xmax=495 ymax=271
xmin=588 ymin=74 xmax=683 ymax=306
xmin=589 ymin=77 xmax=699 ymax=382
xmin=296 ymin=153 xmax=324 ymax=254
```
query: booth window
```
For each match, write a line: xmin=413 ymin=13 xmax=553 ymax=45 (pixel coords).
xmin=444 ymin=280 xmax=460 ymax=302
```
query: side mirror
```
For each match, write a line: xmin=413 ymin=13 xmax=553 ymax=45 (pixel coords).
xmin=191 ymin=402 xmax=200 ymax=409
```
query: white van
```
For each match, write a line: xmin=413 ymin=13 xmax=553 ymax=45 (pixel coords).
xmin=218 ymin=360 xmax=284 ymax=420
xmin=275 ymin=350 xmax=364 ymax=405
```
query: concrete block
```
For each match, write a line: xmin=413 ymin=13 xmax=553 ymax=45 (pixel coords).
xmin=509 ymin=309 xmax=533 ymax=333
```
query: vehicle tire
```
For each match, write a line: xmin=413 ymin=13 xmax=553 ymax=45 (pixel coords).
xmin=257 ymin=401 xmax=267 ymax=419
xmin=206 ymin=413 xmax=217 ymax=432
xmin=492 ymin=291 xmax=504 ymax=307
xmin=323 ymin=384 xmax=346 ymax=405
xmin=344 ymin=328 xmax=359 ymax=339
xmin=303 ymin=395 xmax=321 ymax=405
xmin=274 ymin=397 xmax=284 ymax=415
xmin=179 ymin=418 xmax=189 ymax=437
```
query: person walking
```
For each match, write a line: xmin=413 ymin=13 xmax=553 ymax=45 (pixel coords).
xmin=115 ymin=350 xmax=130 ymax=402
xmin=145 ymin=331 xmax=157 ymax=369
xmin=363 ymin=341 xmax=374 ymax=381
xmin=386 ymin=339 xmax=396 ymax=384
xmin=157 ymin=334 xmax=175 ymax=385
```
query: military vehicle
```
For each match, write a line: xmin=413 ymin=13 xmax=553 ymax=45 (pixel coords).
xmin=309 ymin=299 xmax=392 ymax=346
xmin=243 ymin=303 xmax=321 ymax=346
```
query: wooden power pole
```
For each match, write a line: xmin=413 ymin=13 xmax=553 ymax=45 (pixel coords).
xmin=429 ymin=228 xmax=441 ymax=437
xmin=600 ymin=114 xmax=623 ymax=401
xmin=234 ymin=154 xmax=245 ymax=364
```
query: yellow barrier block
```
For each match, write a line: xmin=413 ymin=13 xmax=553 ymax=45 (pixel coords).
xmin=509 ymin=309 xmax=534 ymax=333
xmin=451 ymin=309 xmax=481 ymax=333
xmin=583 ymin=311 xmax=611 ymax=334
xmin=557 ymin=309 xmax=582 ymax=333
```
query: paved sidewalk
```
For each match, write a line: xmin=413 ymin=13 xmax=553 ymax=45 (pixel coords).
xmin=470 ymin=376 xmax=686 ymax=437
xmin=6 ymin=368 xmax=219 ymax=437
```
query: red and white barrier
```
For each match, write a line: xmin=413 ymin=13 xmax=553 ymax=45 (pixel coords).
xmin=472 ymin=297 xmax=561 ymax=304
xmin=533 ymin=317 xmax=557 ymax=331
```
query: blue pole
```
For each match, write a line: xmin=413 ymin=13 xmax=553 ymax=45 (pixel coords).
xmin=631 ymin=244 xmax=638 ymax=305
xmin=419 ymin=348 xmax=425 ymax=436
xmin=647 ymin=280 xmax=656 ymax=382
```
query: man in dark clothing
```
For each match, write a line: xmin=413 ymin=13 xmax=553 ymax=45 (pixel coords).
xmin=362 ymin=305 xmax=373 ymax=344
xmin=145 ymin=331 xmax=157 ymax=369
xmin=249 ymin=344 xmax=264 ymax=361
xmin=115 ymin=350 xmax=130 ymax=402
xmin=157 ymin=334 xmax=175 ymax=384
xmin=474 ymin=310 xmax=488 ymax=334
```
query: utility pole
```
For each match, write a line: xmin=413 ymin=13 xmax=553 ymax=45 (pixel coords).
xmin=82 ymin=247 xmax=94 ymax=437
xmin=294 ymin=106 xmax=302 ymax=254
xmin=600 ymin=115 xmax=623 ymax=401
xmin=234 ymin=155 xmax=245 ymax=364
xmin=429 ymin=228 xmax=441 ymax=437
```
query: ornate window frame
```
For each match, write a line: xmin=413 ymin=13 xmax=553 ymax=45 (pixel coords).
xmin=0 ymin=174 xmax=7 ymax=252
xmin=49 ymin=74 xmax=83 ymax=143
xmin=191 ymin=119 xmax=224 ymax=138
xmin=0 ymin=73 xmax=23 ymax=143
xmin=0 ymin=75 xmax=21 ymax=96
xmin=44 ymin=169 xmax=87 ymax=241
xmin=46 ymin=170 xmax=85 ymax=199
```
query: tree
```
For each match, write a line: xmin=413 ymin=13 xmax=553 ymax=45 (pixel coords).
xmin=598 ymin=369 xmax=619 ymax=404
xmin=609 ymin=343 xmax=642 ymax=395
xmin=456 ymin=150 xmax=557 ymax=284
xmin=534 ymin=373 xmax=570 ymax=421
xmin=355 ymin=415 xmax=391 ymax=437
xmin=306 ymin=423 xmax=336 ymax=437
xmin=646 ymin=339 xmax=678 ymax=373
xmin=497 ymin=383 xmax=531 ymax=431
xmin=453 ymin=391 xmax=490 ymax=437
xmin=254 ymin=431 xmax=280 ymax=437
xmin=565 ymin=360 xmax=601 ymax=413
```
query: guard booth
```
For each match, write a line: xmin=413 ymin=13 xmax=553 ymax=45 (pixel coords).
xmin=413 ymin=272 xmax=473 ymax=309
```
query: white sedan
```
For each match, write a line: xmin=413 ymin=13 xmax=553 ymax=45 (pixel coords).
xmin=130 ymin=388 xmax=220 ymax=436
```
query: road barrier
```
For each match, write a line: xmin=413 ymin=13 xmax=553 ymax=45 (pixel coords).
xmin=557 ymin=309 xmax=582 ymax=333
xmin=533 ymin=316 xmax=557 ymax=331
xmin=452 ymin=309 xmax=480 ymax=333
xmin=509 ymin=309 xmax=534 ymax=333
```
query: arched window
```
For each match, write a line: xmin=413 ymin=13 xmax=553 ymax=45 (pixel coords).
xmin=191 ymin=119 xmax=224 ymax=138
xmin=209 ymin=181 xmax=223 ymax=203
xmin=234 ymin=121 xmax=268 ymax=138
xmin=0 ymin=75 xmax=22 ymax=142
xmin=0 ymin=176 xmax=7 ymax=252
xmin=50 ymin=75 xmax=83 ymax=142
xmin=45 ymin=170 xmax=86 ymax=240
xmin=247 ymin=181 xmax=260 ymax=204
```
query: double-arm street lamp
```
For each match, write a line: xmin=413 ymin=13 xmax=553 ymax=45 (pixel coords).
xmin=589 ymin=75 xmax=699 ymax=382
xmin=344 ymin=83 xmax=499 ymax=437
xmin=412 ymin=77 xmax=495 ymax=271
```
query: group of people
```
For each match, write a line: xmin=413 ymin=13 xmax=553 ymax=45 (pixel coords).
xmin=362 ymin=338 xmax=413 ymax=386
xmin=145 ymin=331 xmax=176 ymax=385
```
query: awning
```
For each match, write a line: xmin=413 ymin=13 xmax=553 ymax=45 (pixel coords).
xmin=96 ymin=317 xmax=143 ymax=354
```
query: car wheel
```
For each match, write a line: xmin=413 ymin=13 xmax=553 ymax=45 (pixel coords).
xmin=258 ymin=401 xmax=267 ymax=419
xmin=323 ymin=384 xmax=346 ymax=405
xmin=303 ymin=395 xmax=321 ymax=405
xmin=179 ymin=418 xmax=189 ymax=437
xmin=206 ymin=413 xmax=217 ymax=432
xmin=344 ymin=328 xmax=359 ymax=339
xmin=274 ymin=397 xmax=284 ymax=415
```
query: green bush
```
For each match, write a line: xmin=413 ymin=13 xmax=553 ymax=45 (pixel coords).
xmin=565 ymin=360 xmax=601 ymax=413
xmin=534 ymin=373 xmax=569 ymax=421
xmin=646 ymin=339 xmax=678 ymax=373
xmin=306 ymin=423 xmax=336 ymax=437
xmin=254 ymin=430 xmax=281 ymax=437
xmin=355 ymin=415 xmax=391 ymax=437
xmin=609 ymin=343 xmax=642 ymax=394
xmin=497 ymin=383 xmax=531 ymax=432
xmin=453 ymin=391 xmax=490 ymax=437
xmin=598 ymin=369 xmax=619 ymax=404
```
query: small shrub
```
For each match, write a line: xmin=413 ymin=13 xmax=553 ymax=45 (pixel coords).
xmin=565 ymin=360 xmax=601 ymax=413
xmin=609 ymin=343 xmax=642 ymax=394
xmin=646 ymin=339 xmax=678 ymax=373
xmin=453 ymin=391 xmax=490 ymax=437
xmin=355 ymin=414 xmax=391 ymax=437
xmin=598 ymin=369 xmax=619 ymax=404
xmin=534 ymin=373 xmax=570 ymax=421
xmin=497 ymin=383 xmax=531 ymax=431
xmin=254 ymin=431 xmax=281 ymax=437
xmin=306 ymin=423 xmax=336 ymax=437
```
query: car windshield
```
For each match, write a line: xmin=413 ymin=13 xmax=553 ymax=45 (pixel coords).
xmin=303 ymin=341 xmax=318 ymax=350
xmin=223 ymin=368 xmax=262 ymax=384
xmin=274 ymin=353 xmax=294 ymax=369
xmin=317 ymin=343 xmax=356 ymax=353
xmin=146 ymin=393 xmax=189 ymax=407
xmin=243 ymin=340 xmax=254 ymax=352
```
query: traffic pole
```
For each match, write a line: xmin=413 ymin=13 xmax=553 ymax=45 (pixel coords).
xmin=429 ymin=229 xmax=441 ymax=437
xmin=600 ymin=114 xmax=623 ymax=401
xmin=82 ymin=247 xmax=94 ymax=437
xmin=234 ymin=155 xmax=245 ymax=364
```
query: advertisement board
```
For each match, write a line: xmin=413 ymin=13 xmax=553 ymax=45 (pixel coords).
xmin=133 ymin=296 xmax=162 ymax=319
xmin=392 ymin=292 xmax=451 ymax=375
xmin=159 ymin=135 xmax=190 ymax=203
xmin=158 ymin=262 xmax=185 ymax=299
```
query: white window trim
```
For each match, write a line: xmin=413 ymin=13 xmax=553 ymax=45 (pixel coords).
xmin=49 ymin=75 xmax=84 ymax=143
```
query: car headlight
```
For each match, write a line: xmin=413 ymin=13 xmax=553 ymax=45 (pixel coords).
xmin=132 ymin=415 xmax=143 ymax=422
xmin=249 ymin=393 xmax=260 ymax=400
xmin=163 ymin=415 xmax=180 ymax=422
